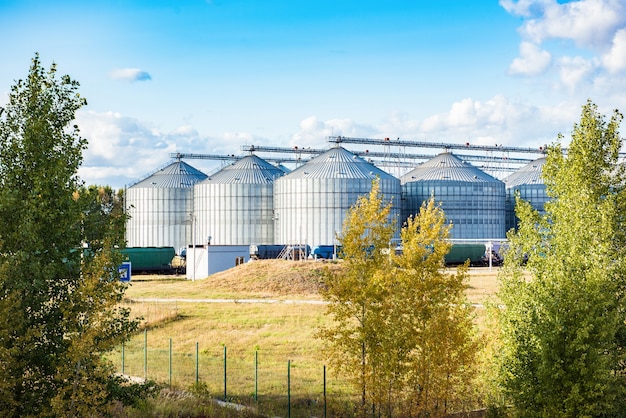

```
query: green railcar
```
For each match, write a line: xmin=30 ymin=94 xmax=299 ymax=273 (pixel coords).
xmin=121 ymin=247 xmax=176 ymax=273
xmin=445 ymin=243 xmax=486 ymax=265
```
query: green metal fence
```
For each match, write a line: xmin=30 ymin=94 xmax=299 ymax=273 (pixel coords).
xmin=113 ymin=329 xmax=354 ymax=417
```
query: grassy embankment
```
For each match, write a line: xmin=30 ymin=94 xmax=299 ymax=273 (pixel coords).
xmin=112 ymin=260 xmax=499 ymax=416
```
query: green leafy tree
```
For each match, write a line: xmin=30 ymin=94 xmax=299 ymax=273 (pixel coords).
xmin=496 ymin=100 xmax=626 ymax=416
xmin=0 ymin=55 xmax=139 ymax=416
xmin=75 ymin=185 xmax=127 ymax=251
xmin=319 ymin=180 xmax=477 ymax=417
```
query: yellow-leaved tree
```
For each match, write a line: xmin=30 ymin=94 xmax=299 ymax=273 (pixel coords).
xmin=388 ymin=199 xmax=477 ymax=416
xmin=319 ymin=178 xmax=478 ymax=417
xmin=318 ymin=178 xmax=397 ymax=416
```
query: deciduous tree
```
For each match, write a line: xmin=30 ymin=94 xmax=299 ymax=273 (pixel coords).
xmin=318 ymin=178 xmax=397 ymax=416
xmin=75 ymin=184 xmax=127 ymax=251
xmin=496 ymin=100 xmax=626 ymax=416
xmin=319 ymin=179 xmax=477 ymax=417
xmin=388 ymin=199 xmax=476 ymax=416
xmin=0 ymin=54 xmax=139 ymax=416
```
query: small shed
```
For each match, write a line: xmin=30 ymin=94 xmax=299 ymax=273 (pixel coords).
xmin=185 ymin=245 xmax=250 ymax=280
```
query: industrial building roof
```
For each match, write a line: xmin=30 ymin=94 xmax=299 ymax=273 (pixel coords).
xmin=131 ymin=160 xmax=208 ymax=188
xmin=201 ymin=154 xmax=285 ymax=184
xmin=401 ymin=152 xmax=502 ymax=183
xmin=280 ymin=146 xmax=397 ymax=180
xmin=502 ymin=157 xmax=546 ymax=188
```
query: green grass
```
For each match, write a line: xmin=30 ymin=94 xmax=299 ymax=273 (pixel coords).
xmin=111 ymin=261 xmax=500 ymax=416
xmin=111 ymin=298 xmax=355 ymax=416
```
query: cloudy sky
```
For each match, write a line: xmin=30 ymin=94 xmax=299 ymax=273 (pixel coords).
xmin=2 ymin=0 xmax=626 ymax=189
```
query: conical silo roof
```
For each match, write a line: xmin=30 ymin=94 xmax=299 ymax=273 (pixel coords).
xmin=503 ymin=157 xmax=545 ymax=188
xmin=274 ymin=146 xmax=401 ymax=247
xmin=202 ymin=154 xmax=284 ymax=184
xmin=275 ymin=163 xmax=291 ymax=174
xmin=401 ymin=152 xmax=499 ymax=183
xmin=284 ymin=146 xmax=396 ymax=180
xmin=131 ymin=160 xmax=207 ymax=188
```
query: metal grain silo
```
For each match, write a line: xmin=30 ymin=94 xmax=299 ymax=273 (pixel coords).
xmin=401 ymin=152 xmax=506 ymax=239
xmin=194 ymin=154 xmax=285 ymax=245
xmin=125 ymin=160 xmax=207 ymax=253
xmin=273 ymin=146 xmax=401 ymax=248
xmin=503 ymin=157 xmax=547 ymax=232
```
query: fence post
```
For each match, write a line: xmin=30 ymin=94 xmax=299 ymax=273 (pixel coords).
xmin=223 ymin=345 xmax=227 ymax=402
xmin=121 ymin=341 xmax=125 ymax=375
xmin=195 ymin=342 xmax=199 ymax=385
xmin=255 ymin=350 xmax=258 ymax=402
xmin=169 ymin=338 xmax=172 ymax=388
xmin=324 ymin=365 xmax=327 ymax=418
xmin=288 ymin=359 xmax=291 ymax=418
xmin=143 ymin=329 xmax=147 ymax=380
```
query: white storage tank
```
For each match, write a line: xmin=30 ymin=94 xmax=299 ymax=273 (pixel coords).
xmin=125 ymin=160 xmax=207 ymax=253
xmin=503 ymin=157 xmax=547 ymax=232
xmin=273 ymin=146 xmax=401 ymax=248
xmin=401 ymin=152 xmax=506 ymax=239
xmin=194 ymin=154 xmax=285 ymax=245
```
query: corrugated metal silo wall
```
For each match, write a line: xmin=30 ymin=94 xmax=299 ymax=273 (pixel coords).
xmin=402 ymin=180 xmax=506 ymax=239
xmin=505 ymin=184 xmax=548 ymax=232
xmin=274 ymin=177 xmax=401 ymax=248
xmin=194 ymin=182 xmax=275 ymax=245
xmin=125 ymin=187 xmax=193 ymax=253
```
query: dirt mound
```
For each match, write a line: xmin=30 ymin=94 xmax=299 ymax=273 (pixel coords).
xmin=197 ymin=259 xmax=343 ymax=296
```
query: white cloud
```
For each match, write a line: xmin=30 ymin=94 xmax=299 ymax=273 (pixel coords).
xmin=278 ymin=96 xmax=583 ymax=180
xmin=108 ymin=68 xmax=152 ymax=82
xmin=503 ymin=0 xmax=626 ymax=87
xmin=500 ymin=0 xmax=529 ymax=16
xmin=602 ymin=28 xmax=626 ymax=73
xmin=289 ymin=116 xmax=376 ymax=148
xmin=558 ymin=56 xmax=595 ymax=90
xmin=171 ymin=124 xmax=198 ymax=136
xmin=224 ymin=131 xmax=254 ymax=145
xmin=75 ymin=110 xmax=237 ymax=188
xmin=76 ymin=111 xmax=169 ymax=185
xmin=418 ymin=95 xmax=575 ymax=147
xmin=288 ymin=96 xmax=580 ymax=155
xmin=74 ymin=95 xmax=603 ymax=189
xmin=509 ymin=41 xmax=552 ymax=76
xmin=505 ymin=0 xmax=626 ymax=48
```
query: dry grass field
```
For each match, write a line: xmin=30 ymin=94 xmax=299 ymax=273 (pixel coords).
xmin=123 ymin=259 xmax=498 ymax=303
xmin=115 ymin=260 xmax=500 ymax=416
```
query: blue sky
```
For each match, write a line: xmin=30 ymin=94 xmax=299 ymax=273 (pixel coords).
xmin=2 ymin=0 xmax=626 ymax=188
